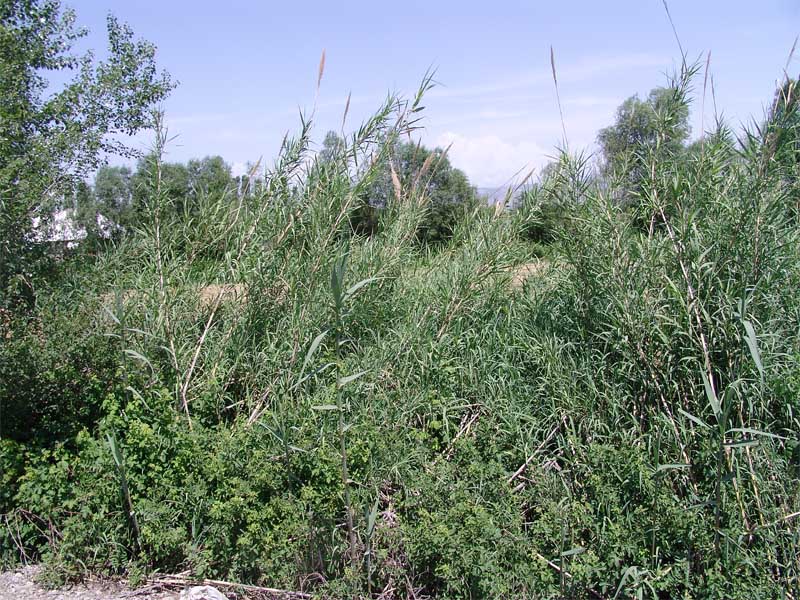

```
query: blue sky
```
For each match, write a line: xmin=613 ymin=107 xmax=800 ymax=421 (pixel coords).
xmin=68 ymin=0 xmax=799 ymax=187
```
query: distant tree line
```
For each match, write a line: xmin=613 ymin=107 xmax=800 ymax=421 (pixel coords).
xmin=4 ymin=0 xmax=796 ymax=305
xmin=318 ymin=131 xmax=479 ymax=246
xmin=70 ymin=134 xmax=480 ymax=250
xmin=71 ymin=155 xmax=234 ymax=238
xmin=518 ymin=77 xmax=800 ymax=245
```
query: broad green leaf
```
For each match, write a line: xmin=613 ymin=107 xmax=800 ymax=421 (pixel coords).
xmin=702 ymin=372 xmax=721 ymax=418
xmin=678 ymin=408 xmax=710 ymax=429
xmin=728 ymin=427 xmax=787 ymax=441
xmin=741 ymin=319 xmax=764 ymax=381
xmin=344 ymin=277 xmax=380 ymax=301
xmin=330 ymin=253 xmax=348 ymax=312
xmin=366 ymin=496 xmax=380 ymax=537
xmin=724 ymin=440 xmax=759 ymax=449
xmin=124 ymin=349 xmax=153 ymax=371
xmin=656 ymin=463 xmax=691 ymax=472
xmin=102 ymin=304 xmax=121 ymax=325
xmin=294 ymin=362 xmax=336 ymax=389
xmin=126 ymin=328 xmax=151 ymax=337
xmin=297 ymin=330 xmax=328 ymax=386
xmin=338 ymin=371 xmax=367 ymax=387
xmin=106 ymin=433 xmax=123 ymax=468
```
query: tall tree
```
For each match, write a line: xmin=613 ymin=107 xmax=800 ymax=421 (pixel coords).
xmin=187 ymin=155 xmax=232 ymax=201
xmin=598 ymin=86 xmax=690 ymax=193
xmin=319 ymin=130 xmax=345 ymax=164
xmin=360 ymin=138 xmax=478 ymax=245
xmin=91 ymin=165 xmax=133 ymax=235
xmin=130 ymin=155 xmax=232 ymax=222
xmin=130 ymin=155 xmax=189 ymax=217
xmin=0 ymin=0 xmax=173 ymax=304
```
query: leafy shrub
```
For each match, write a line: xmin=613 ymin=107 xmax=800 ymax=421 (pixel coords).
xmin=3 ymin=64 xmax=800 ymax=599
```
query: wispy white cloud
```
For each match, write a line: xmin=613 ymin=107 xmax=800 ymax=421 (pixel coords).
xmin=411 ymin=53 xmax=670 ymax=187
xmin=161 ymin=53 xmax=670 ymax=187
xmin=563 ymin=95 xmax=622 ymax=108
xmin=429 ymin=53 xmax=669 ymax=101
xmin=166 ymin=113 xmax=235 ymax=126
xmin=557 ymin=54 xmax=674 ymax=84
xmin=434 ymin=131 xmax=551 ymax=188
xmin=230 ymin=161 xmax=249 ymax=178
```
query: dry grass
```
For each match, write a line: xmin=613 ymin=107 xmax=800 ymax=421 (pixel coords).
xmin=197 ymin=284 xmax=247 ymax=308
xmin=101 ymin=284 xmax=248 ymax=311
xmin=506 ymin=260 xmax=548 ymax=289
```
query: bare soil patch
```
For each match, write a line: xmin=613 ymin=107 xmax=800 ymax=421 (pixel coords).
xmin=506 ymin=260 xmax=548 ymax=289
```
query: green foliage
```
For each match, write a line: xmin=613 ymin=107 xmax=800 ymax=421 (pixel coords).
xmin=319 ymin=130 xmax=479 ymax=245
xmin=0 ymin=295 xmax=125 ymax=442
xmin=516 ymin=160 xmax=573 ymax=245
xmin=187 ymin=156 xmax=233 ymax=201
xmin=90 ymin=166 xmax=134 ymax=234
xmin=2 ymin=63 xmax=800 ymax=600
xmin=598 ymin=84 xmax=691 ymax=204
xmin=67 ymin=154 xmax=234 ymax=243
xmin=0 ymin=0 xmax=173 ymax=305
xmin=386 ymin=141 xmax=478 ymax=246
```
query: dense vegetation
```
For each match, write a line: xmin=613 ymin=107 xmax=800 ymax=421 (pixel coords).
xmin=2 ymin=2 xmax=800 ymax=598
xmin=0 ymin=0 xmax=173 ymax=304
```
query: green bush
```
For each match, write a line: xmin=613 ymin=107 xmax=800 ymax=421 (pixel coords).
xmin=2 ymin=65 xmax=800 ymax=598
